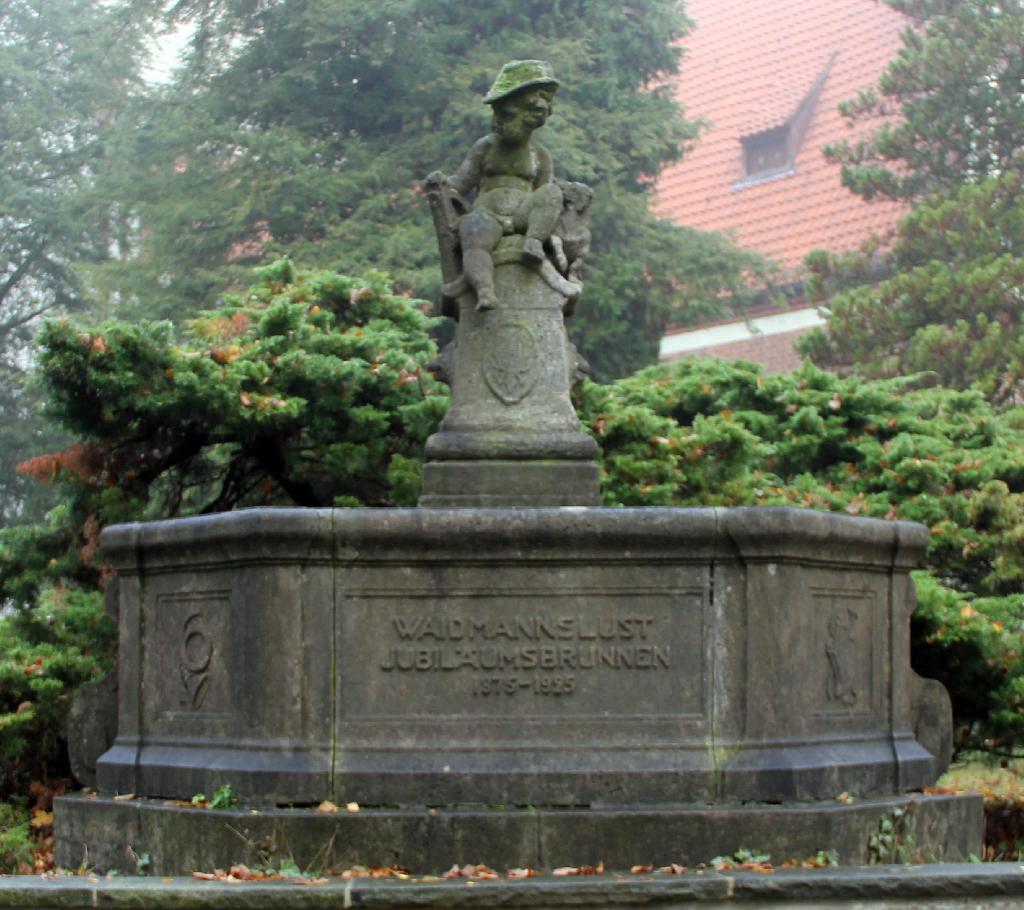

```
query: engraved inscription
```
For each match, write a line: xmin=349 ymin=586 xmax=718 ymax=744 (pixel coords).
xmin=472 ymin=674 xmax=575 ymax=697
xmin=378 ymin=613 xmax=670 ymax=698
xmin=180 ymin=611 xmax=213 ymax=709
xmin=340 ymin=589 xmax=706 ymax=721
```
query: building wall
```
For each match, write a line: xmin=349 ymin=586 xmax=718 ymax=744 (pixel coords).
xmin=663 ymin=326 xmax=812 ymax=374
xmin=660 ymin=305 xmax=824 ymax=374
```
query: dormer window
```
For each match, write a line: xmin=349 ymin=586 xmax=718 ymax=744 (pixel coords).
xmin=743 ymin=124 xmax=791 ymax=178
xmin=735 ymin=52 xmax=837 ymax=187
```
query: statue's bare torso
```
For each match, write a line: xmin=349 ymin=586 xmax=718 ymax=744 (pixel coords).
xmin=446 ymin=87 xmax=562 ymax=310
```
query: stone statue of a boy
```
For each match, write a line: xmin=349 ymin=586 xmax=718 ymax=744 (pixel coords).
xmin=427 ymin=60 xmax=564 ymax=311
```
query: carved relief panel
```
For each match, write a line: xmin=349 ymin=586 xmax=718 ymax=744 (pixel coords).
xmin=149 ymin=590 xmax=232 ymax=729
xmin=812 ymin=588 xmax=880 ymax=723
xmin=335 ymin=565 xmax=712 ymax=749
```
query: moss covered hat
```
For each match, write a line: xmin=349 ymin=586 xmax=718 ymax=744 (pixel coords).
xmin=483 ymin=60 xmax=558 ymax=105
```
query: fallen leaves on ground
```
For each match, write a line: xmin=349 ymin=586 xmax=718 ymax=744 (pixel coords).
xmin=710 ymin=851 xmax=774 ymax=874
xmin=779 ymin=853 xmax=837 ymax=870
xmin=191 ymin=865 xmax=327 ymax=884
xmin=337 ymin=865 xmax=411 ymax=880
xmin=712 ymin=859 xmax=774 ymax=873
xmin=552 ymin=861 xmax=605 ymax=876
xmin=442 ymin=864 xmax=499 ymax=880
xmin=7 ymin=780 xmax=71 ymax=873
xmin=936 ymin=763 xmax=1024 ymax=860
xmin=630 ymin=863 xmax=688 ymax=875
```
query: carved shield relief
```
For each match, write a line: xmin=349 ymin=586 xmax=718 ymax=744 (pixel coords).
xmin=482 ymin=320 xmax=538 ymax=404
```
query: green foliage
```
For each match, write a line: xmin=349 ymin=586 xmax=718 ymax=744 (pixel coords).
xmin=910 ymin=572 xmax=1024 ymax=750
xmin=710 ymin=847 xmax=771 ymax=867
xmin=799 ymin=175 xmax=1024 ymax=404
xmin=102 ymin=0 xmax=767 ymax=379
xmin=825 ymin=0 xmax=1024 ymax=201
xmin=578 ymin=357 xmax=1024 ymax=750
xmin=867 ymin=805 xmax=914 ymax=864
xmin=808 ymin=2 xmax=1024 ymax=403
xmin=0 ymin=801 xmax=32 ymax=874
xmin=0 ymin=0 xmax=147 ymax=326
xmin=0 ymin=587 xmax=115 ymax=802
xmin=276 ymin=857 xmax=304 ymax=878
xmin=209 ymin=784 xmax=238 ymax=809
xmin=0 ymin=0 xmax=149 ymax=525
xmin=0 ymin=364 xmax=69 ymax=528
xmin=34 ymin=261 xmax=447 ymax=517
xmin=0 ymin=260 xmax=442 ymax=801
xmin=2 ymin=258 xmax=444 ymax=610
xmin=190 ymin=784 xmax=237 ymax=809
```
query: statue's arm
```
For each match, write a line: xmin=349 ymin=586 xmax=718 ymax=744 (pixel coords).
xmin=535 ymin=143 xmax=554 ymax=187
xmin=450 ymin=136 xmax=491 ymax=197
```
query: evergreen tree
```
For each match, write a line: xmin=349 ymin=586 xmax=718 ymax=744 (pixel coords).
xmin=104 ymin=0 xmax=765 ymax=379
xmin=807 ymin=1 xmax=1024 ymax=400
xmin=825 ymin=0 xmax=1024 ymax=201
xmin=799 ymin=174 xmax=1024 ymax=404
xmin=28 ymin=261 xmax=445 ymax=526
xmin=0 ymin=0 xmax=150 ymax=523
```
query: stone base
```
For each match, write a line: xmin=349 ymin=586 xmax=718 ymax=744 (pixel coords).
xmin=87 ymin=507 xmax=949 ymax=809
xmin=419 ymin=460 xmax=601 ymax=506
xmin=55 ymin=791 xmax=982 ymax=875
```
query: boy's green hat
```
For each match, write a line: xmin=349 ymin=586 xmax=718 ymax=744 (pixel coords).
xmin=483 ymin=60 xmax=558 ymax=104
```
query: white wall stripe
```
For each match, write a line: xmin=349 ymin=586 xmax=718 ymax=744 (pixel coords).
xmin=660 ymin=307 xmax=826 ymax=358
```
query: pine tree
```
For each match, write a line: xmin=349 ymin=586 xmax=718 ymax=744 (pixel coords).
xmin=799 ymin=174 xmax=1024 ymax=404
xmin=807 ymin=1 xmax=1024 ymax=400
xmin=0 ymin=0 xmax=150 ymax=523
xmin=825 ymin=0 xmax=1024 ymax=200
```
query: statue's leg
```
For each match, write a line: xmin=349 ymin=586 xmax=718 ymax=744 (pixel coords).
xmin=550 ymin=235 xmax=568 ymax=273
xmin=517 ymin=183 xmax=563 ymax=263
xmin=459 ymin=211 xmax=503 ymax=311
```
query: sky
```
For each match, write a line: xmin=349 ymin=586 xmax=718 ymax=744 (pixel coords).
xmin=143 ymin=21 xmax=193 ymax=84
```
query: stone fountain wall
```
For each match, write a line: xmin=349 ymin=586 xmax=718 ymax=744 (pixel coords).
xmin=93 ymin=506 xmax=946 ymax=808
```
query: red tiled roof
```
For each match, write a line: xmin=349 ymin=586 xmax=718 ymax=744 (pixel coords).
xmin=654 ymin=0 xmax=909 ymax=273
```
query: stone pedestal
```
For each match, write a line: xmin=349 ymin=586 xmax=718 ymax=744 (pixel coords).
xmin=420 ymin=245 xmax=600 ymax=507
xmin=71 ymin=508 xmax=949 ymax=803
xmin=56 ymin=506 xmax=978 ymax=872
